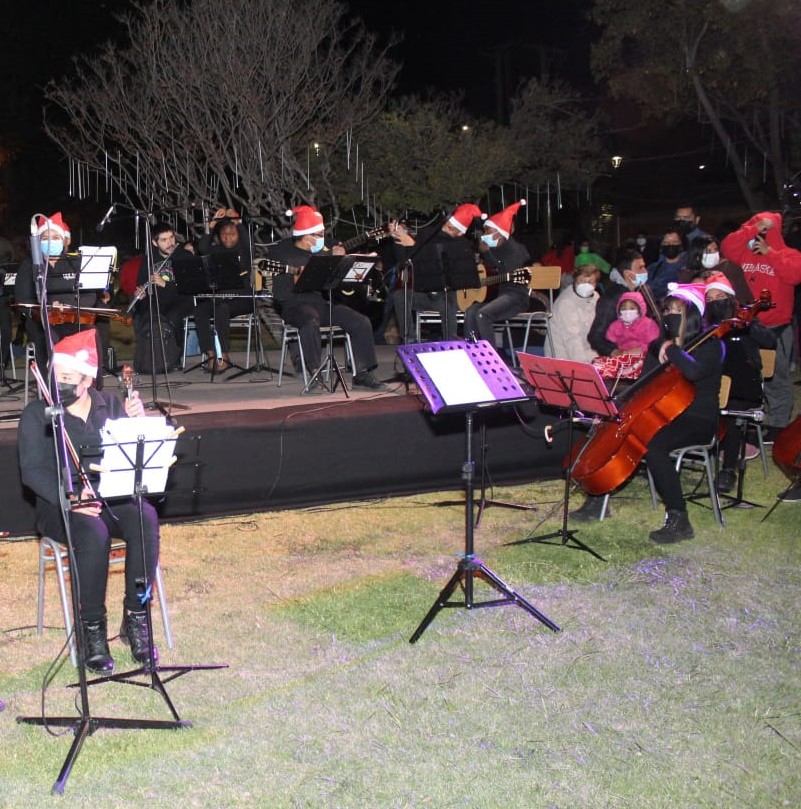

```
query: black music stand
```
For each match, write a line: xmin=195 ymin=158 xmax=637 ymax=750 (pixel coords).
xmin=293 ymin=255 xmax=357 ymax=396
xmin=397 ymin=339 xmax=560 ymax=642
xmin=172 ymin=252 xmax=244 ymax=380
xmin=1 ymin=269 xmax=24 ymax=397
xmin=508 ymin=354 xmax=617 ymax=561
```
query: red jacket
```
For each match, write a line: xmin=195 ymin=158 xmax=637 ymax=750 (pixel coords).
xmin=721 ymin=212 xmax=801 ymax=328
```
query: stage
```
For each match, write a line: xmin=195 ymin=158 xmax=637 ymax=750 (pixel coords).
xmin=0 ymin=344 xmax=568 ymax=537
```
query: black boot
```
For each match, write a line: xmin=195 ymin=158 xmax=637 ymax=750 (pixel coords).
xmin=649 ymin=509 xmax=695 ymax=544
xmin=120 ymin=609 xmax=158 ymax=665
xmin=569 ymin=494 xmax=611 ymax=523
xmin=80 ymin=618 xmax=113 ymax=674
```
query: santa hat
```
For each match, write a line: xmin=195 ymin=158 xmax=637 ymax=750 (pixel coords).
xmin=485 ymin=200 xmax=525 ymax=239
xmin=36 ymin=212 xmax=71 ymax=239
xmin=51 ymin=329 xmax=99 ymax=378
xmin=704 ymin=272 xmax=735 ymax=298
xmin=447 ymin=203 xmax=485 ymax=234
xmin=666 ymin=282 xmax=706 ymax=316
xmin=286 ymin=205 xmax=324 ymax=236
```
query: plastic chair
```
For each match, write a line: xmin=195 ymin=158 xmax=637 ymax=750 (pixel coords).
xmin=277 ymin=322 xmax=355 ymax=387
xmin=37 ymin=536 xmax=173 ymax=667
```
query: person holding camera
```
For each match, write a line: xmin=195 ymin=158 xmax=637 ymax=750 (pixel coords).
xmin=722 ymin=212 xmax=801 ymax=440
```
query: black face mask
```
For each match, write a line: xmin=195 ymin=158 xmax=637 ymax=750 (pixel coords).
xmin=706 ymin=298 xmax=735 ymax=324
xmin=674 ymin=220 xmax=693 ymax=235
xmin=661 ymin=244 xmax=682 ymax=260
xmin=57 ymin=381 xmax=80 ymax=407
xmin=664 ymin=313 xmax=683 ymax=340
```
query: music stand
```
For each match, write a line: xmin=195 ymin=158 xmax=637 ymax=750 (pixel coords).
xmin=0 ymin=269 xmax=23 ymax=396
xmin=293 ymin=255 xmax=356 ymax=396
xmin=508 ymin=354 xmax=617 ymax=561
xmin=172 ymin=251 xmax=244 ymax=380
xmin=77 ymin=247 xmax=117 ymax=292
xmin=397 ymin=339 xmax=560 ymax=642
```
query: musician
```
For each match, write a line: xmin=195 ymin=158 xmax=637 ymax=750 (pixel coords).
xmin=14 ymin=212 xmax=104 ymax=388
xmin=644 ymin=283 xmax=723 ymax=543
xmin=194 ymin=208 xmax=253 ymax=373
xmin=18 ymin=330 xmax=158 ymax=673
xmin=463 ymin=201 xmax=531 ymax=345
xmin=390 ymin=203 xmax=484 ymax=343
xmin=132 ymin=222 xmax=194 ymax=353
xmin=704 ymin=273 xmax=776 ymax=494
xmin=269 ymin=205 xmax=386 ymax=390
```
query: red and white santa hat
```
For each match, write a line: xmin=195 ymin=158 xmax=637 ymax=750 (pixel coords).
xmin=447 ymin=203 xmax=485 ymax=234
xmin=666 ymin=282 xmax=706 ymax=316
xmin=485 ymin=200 xmax=526 ymax=239
xmin=51 ymin=329 xmax=98 ymax=378
xmin=286 ymin=205 xmax=324 ymax=236
xmin=704 ymin=272 xmax=735 ymax=297
xmin=36 ymin=212 xmax=71 ymax=239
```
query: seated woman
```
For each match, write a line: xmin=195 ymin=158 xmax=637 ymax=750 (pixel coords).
xmin=194 ymin=208 xmax=253 ymax=373
xmin=545 ymin=260 xmax=600 ymax=363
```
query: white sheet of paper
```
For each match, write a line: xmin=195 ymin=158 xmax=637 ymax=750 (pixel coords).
xmin=417 ymin=350 xmax=494 ymax=407
xmin=97 ymin=416 xmax=177 ymax=498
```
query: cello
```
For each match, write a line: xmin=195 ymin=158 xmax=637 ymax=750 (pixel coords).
xmin=570 ymin=292 xmax=772 ymax=496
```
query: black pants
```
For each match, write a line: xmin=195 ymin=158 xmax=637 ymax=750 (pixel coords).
xmin=645 ymin=412 xmax=715 ymax=512
xmin=194 ymin=297 xmax=253 ymax=354
xmin=37 ymin=499 xmax=160 ymax=622
xmin=282 ymin=296 xmax=377 ymax=372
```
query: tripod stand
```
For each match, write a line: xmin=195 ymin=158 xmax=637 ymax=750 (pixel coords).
xmin=507 ymin=354 xmax=615 ymax=562
xmin=18 ymin=419 xmax=226 ymax=794
xmin=397 ymin=339 xmax=559 ymax=642
xmin=718 ymin=408 xmax=765 ymax=511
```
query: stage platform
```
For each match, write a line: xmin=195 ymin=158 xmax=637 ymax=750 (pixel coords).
xmin=0 ymin=344 xmax=568 ymax=537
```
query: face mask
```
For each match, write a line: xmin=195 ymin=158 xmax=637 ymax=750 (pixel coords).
xmin=579 ymin=245 xmax=589 ymax=253
xmin=310 ymin=236 xmax=325 ymax=254
xmin=619 ymin=309 xmax=639 ymax=325
xmin=634 ymin=272 xmax=649 ymax=287
xmin=41 ymin=239 xmax=63 ymax=258
xmin=481 ymin=234 xmax=500 ymax=249
xmin=674 ymin=220 xmax=693 ymax=234
xmin=57 ymin=381 xmax=80 ymax=407
xmin=664 ymin=313 xmax=683 ymax=340
xmin=635 ymin=237 xmax=647 ymax=249
xmin=575 ymin=282 xmax=595 ymax=299
xmin=661 ymin=244 xmax=681 ymax=260
xmin=701 ymin=252 xmax=720 ymax=269
xmin=706 ymin=299 xmax=735 ymax=323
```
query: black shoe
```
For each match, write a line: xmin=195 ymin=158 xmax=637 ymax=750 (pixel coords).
xmin=120 ymin=610 xmax=158 ymax=665
xmin=81 ymin=618 xmax=114 ymax=674
xmin=777 ymin=485 xmax=801 ymax=503
xmin=649 ymin=510 xmax=695 ymax=544
xmin=717 ymin=469 xmax=737 ymax=494
xmin=569 ymin=495 xmax=610 ymax=523
xmin=352 ymin=370 xmax=387 ymax=391
xmin=762 ymin=426 xmax=781 ymax=445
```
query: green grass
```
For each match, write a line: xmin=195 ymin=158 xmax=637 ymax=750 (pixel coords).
xmin=1 ymin=463 xmax=800 ymax=807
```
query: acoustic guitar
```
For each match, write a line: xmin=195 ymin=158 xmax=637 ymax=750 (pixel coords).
xmin=456 ymin=266 xmax=532 ymax=312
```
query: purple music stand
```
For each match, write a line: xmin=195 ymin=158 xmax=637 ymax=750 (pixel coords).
xmin=510 ymin=353 xmax=618 ymax=561
xmin=397 ymin=340 xmax=559 ymax=642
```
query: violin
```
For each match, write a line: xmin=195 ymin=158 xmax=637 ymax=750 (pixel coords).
xmin=28 ymin=304 xmax=133 ymax=328
xmin=569 ymin=292 xmax=773 ymax=496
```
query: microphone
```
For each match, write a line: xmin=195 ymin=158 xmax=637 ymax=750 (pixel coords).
xmin=96 ymin=204 xmax=116 ymax=232
xmin=30 ymin=214 xmax=44 ymax=270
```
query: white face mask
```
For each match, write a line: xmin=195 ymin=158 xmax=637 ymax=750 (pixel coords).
xmin=619 ymin=309 xmax=639 ymax=325
xmin=701 ymin=252 xmax=720 ymax=269
xmin=575 ymin=282 xmax=595 ymax=299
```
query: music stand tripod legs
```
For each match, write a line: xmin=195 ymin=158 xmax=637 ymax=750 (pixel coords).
xmin=410 ymin=410 xmax=560 ymax=643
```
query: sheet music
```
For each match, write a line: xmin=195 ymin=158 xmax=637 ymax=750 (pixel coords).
xmin=417 ymin=350 xmax=494 ymax=407
xmin=78 ymin=246 xmax=118 ymax=291
xmin=98 ymin=416 xmax=177 ymax=498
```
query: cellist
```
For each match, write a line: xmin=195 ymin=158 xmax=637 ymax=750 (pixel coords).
xmin=644 ymin=283 xmax=723 ymax=543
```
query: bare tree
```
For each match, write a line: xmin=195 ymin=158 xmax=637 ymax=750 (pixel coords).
xmin=43 ymin=0 xmax=399 ymax=232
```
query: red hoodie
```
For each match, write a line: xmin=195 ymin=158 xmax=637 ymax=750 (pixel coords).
xmin=721 ymin=211 xmax=801 ymax=328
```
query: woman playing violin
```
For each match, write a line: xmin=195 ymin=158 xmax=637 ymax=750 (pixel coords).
xmin=643 ymin=282 xmax=723 ymax=543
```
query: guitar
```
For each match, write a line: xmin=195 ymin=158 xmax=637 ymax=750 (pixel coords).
xmin=456 ymin=266 xmax=532 ymax=311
